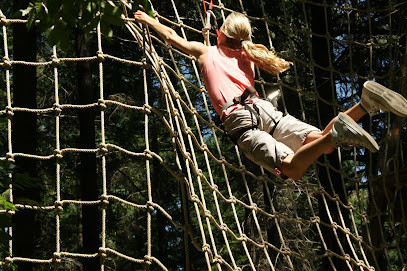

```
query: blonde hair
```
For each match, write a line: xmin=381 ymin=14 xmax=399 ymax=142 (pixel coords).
xmin=221 ymin=12 xmax=292 ymax=75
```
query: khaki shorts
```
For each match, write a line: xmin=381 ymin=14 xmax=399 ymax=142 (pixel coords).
xmin=223 ymin=99 xmax=320 ymax=173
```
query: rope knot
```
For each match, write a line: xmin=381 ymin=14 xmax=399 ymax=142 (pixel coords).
xmin=185 ymin=127 xmax=192 ymax=135
xmin=99 ymin=143 xmax=109 ymax=154
xmin=98 ymin=99 xmax=107 ymax=110
xmin=344 ymin=254 xmax=351 ymax=262
xmin=4 ymin=257 xmax=12 ymax=263
xmin=331 ymin=222 xmax=338 ymax=229
xmin=141 ymin=58 xmax=149 ymax=68
xmin=333 ymin=194 xmax=340 ymax=201
xmin=6 ymin=209 xmax=15 ymax=216
xmin=146 ymin=201 xmax=155 ymax=212
xmin=251 ymin=203 xmax=258 ymax=210
xmin=52 ymin=103 xmax=62 ymax=115
xmin=5 ymin=106 xmax=14 ymax=118
xmin=356 ymin=260 xmax=365 ymax=266
xmin=200 ymin=86 xmax=206 ymax=93
xmin=311 ymin=216 xmax=320 ymax=224
xmin=0 ymin=15 xmax=8 ymax=26
xmin=143 ymin=255 xmax=153 ymax=265
xmin=98 ymin=247 xmax=107 ymax=258
xmin=6 ymin=152 xmax=15 ymax=162
xmin=204 ymin=210 xmax=211 ymax=218
xmin=52 ymin=56 xmax=60 ymax=66
xmin=54 ymin=149 xmax=63 ymax=160
xmin=344 ymin=227 xmax=351 ymax=235
xmin=144 ymin=149 xmax=153 ymax=160
xmin=53 ymin=252 xmax=62 ymax=263
xmin=3 ymin=56 xmax=12 ymax=69
xmin=191 ymin=107 xmax=198 ymax=115
xmin=202 ymin=244 xmax=211 ymax=252
xmin=191 ymin=195 xmax=200 ymax=203
xmin=213 ymin=255 xmax=223 ymax=263
xmin=212 ymin=184 xmax=218 ymax=191
xmin=201 ymin=143 xmax=208 ymax=152
xmin=158 ymin=58 xmax=165 ymax=66
xmin=326 ymin=249 xmax=333 ymax=257
xmin=282 ymin=248 xmax=292 ymax=255
xmin=173 ymin=92 xmax=181 ymax=100
xmin=54 ymin=200 xmax=63 ymax=212
xmin=220 ymin=223 xmax=228 ymax=232
xmin=97 ymin=51 xmax=105 ymax=61
xmin=100 ymin=195 xmax=109 ymax=205
xmin=239 ymin=233 xmax=248 ymax=242
xmin=143 ymin=104 xmax=151 ymax=114
xmin=229 ymin=196 xmax=237 ymax=204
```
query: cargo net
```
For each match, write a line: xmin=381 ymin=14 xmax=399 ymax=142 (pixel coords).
xmin=1 ymin=0 xmax=407 ymax=270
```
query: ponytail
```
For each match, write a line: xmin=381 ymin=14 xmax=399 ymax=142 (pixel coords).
xmin=242 ymin=40 xmax=292 ymax=75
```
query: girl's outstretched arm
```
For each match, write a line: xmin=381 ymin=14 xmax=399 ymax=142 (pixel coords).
xmin=134 ymin=11 xmax=207 ymax=63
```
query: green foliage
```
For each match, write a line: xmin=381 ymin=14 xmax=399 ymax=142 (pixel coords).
xmin=15 ymin=0 xmax=125 ymax=49
xmin=133 ymin=0 xmax=154 ymax=17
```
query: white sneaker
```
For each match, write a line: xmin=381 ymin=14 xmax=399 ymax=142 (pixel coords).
xmin=361 ymin=81 xmax=407 ymax=117
xmin=330 ymin=113 xmax=379 ymax=152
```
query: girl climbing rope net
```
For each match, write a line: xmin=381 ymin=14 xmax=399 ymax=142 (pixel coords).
xmin=134 ymin=10 xmax=407 ymax=180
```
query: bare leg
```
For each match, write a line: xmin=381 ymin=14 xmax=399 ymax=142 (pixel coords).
xmin=281 ymin=133 xmax=333 ymax=180
xmin=304 ymin=103 xmax=367 ymax=153
xmin=320 ymin=103 xmax=366 ymax=135
xmin=281 ymin=103 xmax=367 ymax=180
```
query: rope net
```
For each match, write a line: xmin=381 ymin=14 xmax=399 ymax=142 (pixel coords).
xmin=1 ymin=0 xmax=407 ymax=270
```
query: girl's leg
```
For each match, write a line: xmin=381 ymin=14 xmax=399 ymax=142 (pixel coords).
xmin=320 ymin=103 xmax=366 ymax=135
xmin=303 ymin=103 xmax=366 ymax=153
xmin=281 ymin=110 xmax=378 ymax=180
xmin=281 ymin=133 xmax=333 ymax=180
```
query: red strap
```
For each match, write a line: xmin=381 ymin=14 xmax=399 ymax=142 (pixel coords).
xmin=202 ymin=0 xmax=213 ymax=14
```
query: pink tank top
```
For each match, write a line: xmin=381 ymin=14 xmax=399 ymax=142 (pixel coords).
xmin=201 ymin=45 xmax=258 ymax=121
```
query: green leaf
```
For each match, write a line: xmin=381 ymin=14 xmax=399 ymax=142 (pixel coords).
xmin=17 ymin=6 xmax=33 ymax=17
xmin=1 ymin=189 xmax=10 ymax=201
xmin=0 ymin=196 xmax=17 ymax=211
xmin=26 ymin=5 xmax=37 ymax=30
xmin=100 ymin=21 xmax=114 ymax=39
xmin=47 ymin=22 xmax=71 ymax=50
xmin=133 ymin=0 xmax=153 ymax=17
xmin=102 ymin=13 xmax=124 ymax=26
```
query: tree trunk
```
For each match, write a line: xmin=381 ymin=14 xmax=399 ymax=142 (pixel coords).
xmin=76 ymin=18 xmax=99 ymax=271
xmin=11 ymin=1 xmax=39 ymax=270
xmin=311 ymin=2 xmax=351 ymax=270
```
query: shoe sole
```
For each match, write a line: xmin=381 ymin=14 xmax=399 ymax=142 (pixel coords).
xmin=363 ymin=81 xmax=407 ymax=117
xmin=338 ymin=113 xmax=379 ymax=152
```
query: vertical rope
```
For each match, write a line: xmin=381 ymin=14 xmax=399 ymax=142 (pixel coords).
xmin=1 ymin=10 xmax=15 ymax=266
xmin=52 ymin=45 xmax=62 ymax=269
xmin=96 ymin=21 xmax=107 ymax=271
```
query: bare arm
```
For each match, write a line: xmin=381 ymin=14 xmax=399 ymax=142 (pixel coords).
xmin=134 ymin=11 xmax=207 ymax=62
